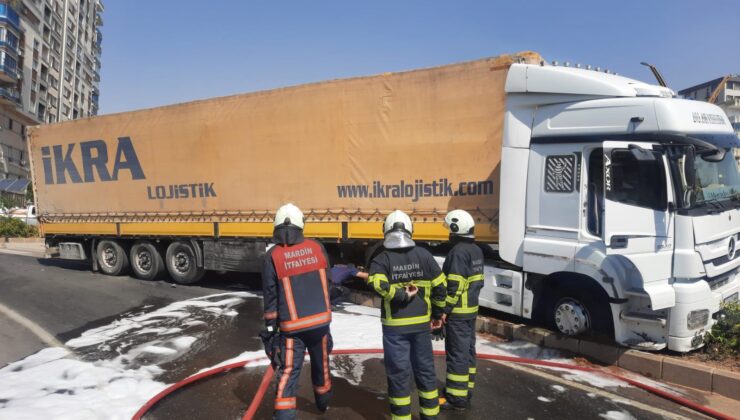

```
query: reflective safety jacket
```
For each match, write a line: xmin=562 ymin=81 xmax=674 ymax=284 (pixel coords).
xmin=263 ymin=236 xmax=332 ymax=334
xmin=443 ymin=238 xmax=485 ymax=319
xmin=368 ymin=246 xmax=447 ymax=334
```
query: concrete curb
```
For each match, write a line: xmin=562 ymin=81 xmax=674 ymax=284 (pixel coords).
xmin=1 ymin=237 xmax=43 ymax=244
xmin=346 ymin=289 xmax=740 ymax=401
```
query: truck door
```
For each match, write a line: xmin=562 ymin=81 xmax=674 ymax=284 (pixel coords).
xmin=602 ymin=141 xmax=675 ymax=309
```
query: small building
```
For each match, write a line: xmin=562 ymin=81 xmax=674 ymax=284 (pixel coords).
xmin=0 ymin=177 xmax=29 ymax=208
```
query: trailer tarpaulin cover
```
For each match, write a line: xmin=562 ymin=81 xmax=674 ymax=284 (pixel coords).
xmin=29 ymin=52 xmax=541 ymax=238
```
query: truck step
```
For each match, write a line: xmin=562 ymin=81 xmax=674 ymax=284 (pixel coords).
xmin=624 ymin=288 xmax=650 ymax=298
xmin=622 ymin=339 xmax=667 ymax=351
xmin=620 ymin=311 xmax=667 ymax=327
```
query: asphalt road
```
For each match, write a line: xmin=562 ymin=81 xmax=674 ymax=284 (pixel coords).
xmin=0 ymin=252 xmax=257 ymax=366
xmin=0 ymin=253 xmax=722 ymax=419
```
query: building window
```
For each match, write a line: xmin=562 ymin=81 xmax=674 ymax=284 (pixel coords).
xmin=0 ymin=51 xmax=17 ymax=72
xmin=4 ymin=30 xmax=18 ymax=49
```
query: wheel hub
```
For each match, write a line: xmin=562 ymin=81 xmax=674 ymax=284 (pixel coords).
xmin=173 ymin=251 xmax=190 ymax=273
xmin=554 ymin=299 xmax=590 ymax=335
xmin=102 ymin=247 xmax=117 ymax=267
xmin=135 ymin=250 xmax=152 ymax=272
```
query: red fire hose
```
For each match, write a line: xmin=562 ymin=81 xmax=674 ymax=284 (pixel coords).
xmin=132 ymin=349 xmax=734 ymax=420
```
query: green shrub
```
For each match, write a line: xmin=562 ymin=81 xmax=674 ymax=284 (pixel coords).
xmin=703 ymin=301 xmax=740 ymax=359
xmin=0 ymin=216 xmax=39 ymax=238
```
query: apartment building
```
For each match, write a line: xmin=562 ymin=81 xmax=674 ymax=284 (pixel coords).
xmin=0 ymin=0 xmax=102 ymax=191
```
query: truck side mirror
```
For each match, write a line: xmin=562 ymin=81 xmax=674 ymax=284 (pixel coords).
xmin=699 ymin=148 xmax=726 ymax=162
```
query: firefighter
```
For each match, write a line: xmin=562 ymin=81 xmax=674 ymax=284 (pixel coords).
xmin=367 ymin=210 xmax=447 ymax=420
xmin=261 ymin=203 xmax=334 ymax=419
xmin=440 ymin=209 xmax=484 ymax=410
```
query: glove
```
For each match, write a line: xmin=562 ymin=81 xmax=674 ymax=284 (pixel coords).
xmin=259 ymin=327 xmax=280 ymax=366
xmin=432 ymin=325 xmax=446 ymax=341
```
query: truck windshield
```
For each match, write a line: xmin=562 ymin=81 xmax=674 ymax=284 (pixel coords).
xmin=669 ymin=139 xmax=740 ymax=211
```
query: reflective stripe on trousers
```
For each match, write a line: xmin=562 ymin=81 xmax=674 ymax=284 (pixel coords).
xmin=273 ymin=327 xmax=333 ymax=420
xmin=383 ymin=331 xmax=440 ymax=419
xmin=444 ymin=317 xmax=476 ymax=405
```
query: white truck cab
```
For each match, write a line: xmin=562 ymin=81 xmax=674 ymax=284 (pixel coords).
xmin=483 ymin=63 xmax=740 ymax=352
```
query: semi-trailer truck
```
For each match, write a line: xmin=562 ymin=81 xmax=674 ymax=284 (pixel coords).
xmin=28 ymin=52 xmax=740 ymax=352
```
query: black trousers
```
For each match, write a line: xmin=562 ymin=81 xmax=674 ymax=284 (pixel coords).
xmin=444 ymin=317 xmax=476 ymax=405
xmin=382 ymin=330 xmax=440 ymax=419
xmin=274 ymin=326 xmax=332 ymax=420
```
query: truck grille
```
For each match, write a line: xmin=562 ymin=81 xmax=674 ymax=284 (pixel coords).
xmin=707 ymin=276 xmax=730 ymax=290
xmin=711 ymin=253 xmax=739 ymax=266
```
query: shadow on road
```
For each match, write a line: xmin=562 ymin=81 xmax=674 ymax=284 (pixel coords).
xmin=36 ymin=258 xmax=91 ymax=272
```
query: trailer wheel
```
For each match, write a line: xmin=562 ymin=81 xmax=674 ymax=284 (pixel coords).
xmin=130 ymin=241 xmax=165 ymax=280
xmin=96 ymin=240 xmax=130 ymax=276
xmin=165 ymin=241 xmax=205 ymax=284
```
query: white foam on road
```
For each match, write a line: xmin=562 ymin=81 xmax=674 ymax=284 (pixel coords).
xmin=0 ymin=293 xmax=683 ymax=419
xmin=599 ymin=410 xmax=637 ymax=420
xmin=0 ymin=347 xmax=166 ymax=420
xmin=0 ymin=292 xmax=256 ymax=419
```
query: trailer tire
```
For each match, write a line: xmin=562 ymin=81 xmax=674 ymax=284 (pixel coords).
xmin=96 ymin=240 xmax=130 ymax=276
xmin=165 ymin=241 xmax=205 ymax=284
xmin=130 ymin=241 xmax=165 ymax=280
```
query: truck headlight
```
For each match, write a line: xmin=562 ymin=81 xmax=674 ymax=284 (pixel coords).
xmin=687 ymin=309 xmax=709 ymax=329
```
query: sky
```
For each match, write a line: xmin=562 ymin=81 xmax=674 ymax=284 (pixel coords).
xmin=98 ymin=0 xmax=740 ymax=115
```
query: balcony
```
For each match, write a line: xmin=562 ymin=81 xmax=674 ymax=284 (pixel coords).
xmin=0 ymin=63 xmax=17 ymax=82
xmin=0 ymin=86 xmax=21 ymax=106
xmin=0 ymin=4 xmax=21 ymax=30
xmin=725 ymin=98 xmax=740 ymax=109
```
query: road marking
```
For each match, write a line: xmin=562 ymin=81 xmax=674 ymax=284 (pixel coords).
xmin=487 ymin=358 xmax=696 ymax=420
xmin=0 ymin=301 xmax=66 ymax=349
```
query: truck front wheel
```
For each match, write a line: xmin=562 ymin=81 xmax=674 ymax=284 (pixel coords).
xmin=552 ymin=295 xmax=593 ymax=336
xmin=545 ymin=287 xmax=612 ymax=337
xmin=130 ymin=241 xmax=165 ymax=280
xmin=165 ymin=241 xmax=205 ymax=284
xmin=96 ymin=240 xmax=130 ymax=276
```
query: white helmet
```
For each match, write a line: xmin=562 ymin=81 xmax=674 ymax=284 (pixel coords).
xmin=274 ymin=203 xmax=304 ymax=229
xmin=383 ymin=210 xmax=413 ymax=235
xmin=444 ymin=209 xmax=475 ymax=237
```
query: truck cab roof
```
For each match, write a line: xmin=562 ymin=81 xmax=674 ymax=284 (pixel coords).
xmin=506 ymin=63 xmax=675 ymax=98
xmin=504 ymin=64 xmax=736 ymax=142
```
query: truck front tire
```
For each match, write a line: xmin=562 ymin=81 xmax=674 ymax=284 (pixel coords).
xmin=546 ymin=288 xmax=612 ymax=337
xmin=165 ymin=241 xmax=205 ymax=284
xmin=96 ymin=240 xmax=130 ymax=276
xmin=130 ymin=241 xmax=165 ymax=280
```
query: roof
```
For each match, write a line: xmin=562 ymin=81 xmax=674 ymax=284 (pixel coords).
xmin=678 ymin=75 xmax=740 ymax=95
xmin=506 ymin=63 xmax=675 ymax=98
xmin=0 ymin=178 xmax=30 ymax=194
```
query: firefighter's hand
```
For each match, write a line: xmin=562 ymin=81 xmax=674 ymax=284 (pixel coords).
xmin=431 ymin=318 xmax=444 ymax=329
xmin=440 ymin=313 xmax=447 ymax=324
xmin=431 ymin=322 xmax=446 ymax=341
xmin=259 ymin=328 xmax=280 ymax=366
xmin=405 ymin=284 xmax=418 ymax=300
